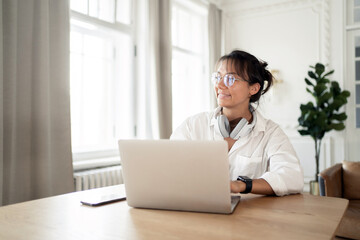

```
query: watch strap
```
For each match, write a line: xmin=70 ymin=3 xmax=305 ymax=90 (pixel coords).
xmin=237 ymin=176 xmax=252 ymax=194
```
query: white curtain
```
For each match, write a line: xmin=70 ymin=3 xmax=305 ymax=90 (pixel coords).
xmin=148 ymin=0 xmax=173 ymax=139
xmin=208 ymin=3 xmax=222 ymax=109
xmin=0 ymin=0 xmax=74 ymax=206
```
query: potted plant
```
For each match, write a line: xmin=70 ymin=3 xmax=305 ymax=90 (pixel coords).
xmin=298 ymin=63 xmax=350 ymax=195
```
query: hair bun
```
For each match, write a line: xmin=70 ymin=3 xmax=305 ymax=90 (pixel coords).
xmin=261 ymin=61 xmax=268 ymax=68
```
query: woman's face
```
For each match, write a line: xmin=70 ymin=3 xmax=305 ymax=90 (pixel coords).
xmin=214 ymin=60 xmax=258 ymax=110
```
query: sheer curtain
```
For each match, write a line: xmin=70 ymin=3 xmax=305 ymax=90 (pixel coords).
xmin=145 ymin=0 xmax=173 ymax=139
xmin=0 ymin=0 xmax=74 ymax=206
xmin=208 ymin=3 xmax=222 ymax=109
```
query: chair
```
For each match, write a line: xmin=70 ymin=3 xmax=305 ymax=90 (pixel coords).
xmin=319 ymin=160 xmax=360 ymax=240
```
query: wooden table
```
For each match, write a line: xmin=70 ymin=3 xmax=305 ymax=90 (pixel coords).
xmin=0 ymin=185 xmax=348 ymax=240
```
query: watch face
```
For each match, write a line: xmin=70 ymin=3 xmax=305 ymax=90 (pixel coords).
xmin=237 ymin=176 xmax=251 ymax=182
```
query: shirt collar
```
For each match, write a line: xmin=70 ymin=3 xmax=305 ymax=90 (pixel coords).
xmin=253 ymin=110 xmax=266 ymax=133
xmin=209 ymin=106 xmax=222 ymax=126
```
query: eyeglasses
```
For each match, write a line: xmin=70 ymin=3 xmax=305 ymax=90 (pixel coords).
xmin=211 ymin=72 xmax=247 ymax=87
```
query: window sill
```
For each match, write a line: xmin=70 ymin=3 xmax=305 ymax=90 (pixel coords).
xmin=73 ymin=156 xmax=121 ymax=171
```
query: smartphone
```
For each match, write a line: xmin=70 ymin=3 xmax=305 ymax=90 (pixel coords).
xmin=80 ymin=192 xmax=126 ymax=206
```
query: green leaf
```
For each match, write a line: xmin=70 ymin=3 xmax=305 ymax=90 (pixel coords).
xmin=314 ymin=112 xmax=327 ymax=128
xmin=315 ymin=63 xmax=325 ymax=76
xmin=306 ymin=88 xmax=314 ymax=96
xmin=298 ymin=130 xmax=310 ymax=136
xmin=328 ymin=123 xmax=345 ymax=131
xmin=318 ymin=78 xmax=330 ymax=84
xmin=336 ymin=95 xmax=348 ymax=105
xmin=330 ymin=113 xmax=347 ymax=121
xmin=298 ymin=117 xmax=304 ymax=125
xmin=331 ymin=81 xmax=339 ymax=87
xmin=331 ymin=81 xmax=341 ymax=96
xmin=300 ymin=102 xmax=315 ymax=112
xmin=303 ymin=112 xmax=314 ymax=124
xmin=342 ymin=90 xmax=351 ymax=98
xmin=329 ymin=99 xmax=343 ymax=111
xmin=314 ymin=83 xmax=327 ymax=96
xmin=305 ymin=78 xmax=314 ymax=86
xmin=318 ymin=92 xmax=332 ymax=105
xmin=308 ymin=71 xmax=317 ymax=80
xmin=323 ymin=69 xmax=334 ymax=78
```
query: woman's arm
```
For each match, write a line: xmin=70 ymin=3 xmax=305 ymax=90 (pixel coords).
xmin=259 ymin=127 xmax=304 ymax=196
xmin=230 ymin=179 xmax=275 ymax=195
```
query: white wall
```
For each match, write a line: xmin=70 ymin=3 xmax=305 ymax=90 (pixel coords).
xmin=218 ymin=0 xmax=345 ymax=191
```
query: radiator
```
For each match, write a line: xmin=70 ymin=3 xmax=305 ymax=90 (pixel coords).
xmin=74 ymin=165 xmax=123 ymax=191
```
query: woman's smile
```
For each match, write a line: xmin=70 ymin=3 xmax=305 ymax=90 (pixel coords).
xmin=217 ymin=92 xmax=231 ymax=99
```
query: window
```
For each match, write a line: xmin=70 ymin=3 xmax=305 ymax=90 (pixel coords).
xmin=345 ymin=0 xmax=360 ymax=161
xmin=171 ymin=1 xmax=211 ymax=129
xmin=70 ymin=0 xmax=134 ymax=169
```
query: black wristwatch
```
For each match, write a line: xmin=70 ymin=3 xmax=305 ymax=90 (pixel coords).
xmin=237 ymin=176 xmax=252 ymax=194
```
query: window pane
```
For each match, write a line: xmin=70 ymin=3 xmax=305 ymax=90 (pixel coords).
xmin=83 ymin=35 xmax=113 ymax=59
xmin=190 ymin=15 xmax=203 ymax=53
xmin=71 ymin=33 xmax=115 ymax=152
xmin=355 ymin=8 xmax=360 ymax=23
xmin=70 ymin=31 xmax=83 ymax=54
xmin=172 ymin=50 xmax=210 ymax=129
xmin=357 ymin=108 xmax=360 ymax=128
xmin=356 ymin=84 xmax=360 ymax=104
xmin=356 ymin=61 xmax=360 ymax=80
xmin=172 ymin=7 xmax=178 ymax=47
xmin=99 ymin=0 xmax=115 ymax=23
xmin=356 ymin=37 xmax=360 ymax=57
xmin=70 ymin=0 xmax=88 ymax=14
xmin=355 ymin=0 xmax=360 ymax=7
xmin=177 ymin=9 xmax=191 ymax=50
xmin=116 ymin=0 xmax=131 ymax=24
xmin=89 ymin=0 xmax=99 ymax=18
xmin=114 ymin=34 xmax=134 ymax=139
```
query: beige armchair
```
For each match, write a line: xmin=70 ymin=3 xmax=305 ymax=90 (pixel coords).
xmin=319 ymin=160 xmax=360 ymax=239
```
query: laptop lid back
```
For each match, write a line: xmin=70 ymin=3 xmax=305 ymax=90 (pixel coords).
xmin=118 ymin=140 xmax=232 ymax=213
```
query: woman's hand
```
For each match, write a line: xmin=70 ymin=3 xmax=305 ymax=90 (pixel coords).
xmin=224 ymin=137 xmax=236 ymax=151
xmin=230 ymin=180 xmax=246 ymax=193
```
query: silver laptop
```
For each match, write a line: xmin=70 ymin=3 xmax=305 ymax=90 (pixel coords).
xmin=118 ymin=140 xmax=240 ymax=214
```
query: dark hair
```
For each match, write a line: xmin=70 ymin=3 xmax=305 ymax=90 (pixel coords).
xmin=215 ymin=50 xmax=273 ymax=103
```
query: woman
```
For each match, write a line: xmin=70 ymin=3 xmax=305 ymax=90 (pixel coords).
xmin=170 ymin=50 xmax=303 ymax=196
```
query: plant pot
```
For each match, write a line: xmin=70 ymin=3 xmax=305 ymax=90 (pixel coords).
xmin=310 ymin=180 xmax=319 ymax=195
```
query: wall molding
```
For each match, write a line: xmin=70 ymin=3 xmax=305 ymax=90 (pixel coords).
xmin=290 ymin=135 xmax=332 ymax=180
xmin=222 ymin=0 xmax=331 ymax=63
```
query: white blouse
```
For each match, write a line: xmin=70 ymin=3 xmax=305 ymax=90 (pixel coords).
xmin=170 ymin=107 xmax=304 ymax=196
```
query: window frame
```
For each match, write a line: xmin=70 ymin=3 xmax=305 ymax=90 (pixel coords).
xmin=70 ymin=3 xmax=136 ymax=171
